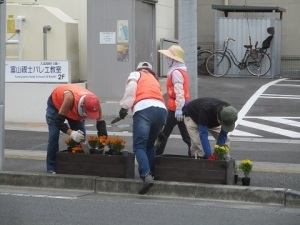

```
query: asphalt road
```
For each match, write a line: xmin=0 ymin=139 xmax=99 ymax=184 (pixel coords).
xmin=3 ymin=76 xmax=300 ymax=191
xmin=0 ymin=186 xmax=299 ymax=225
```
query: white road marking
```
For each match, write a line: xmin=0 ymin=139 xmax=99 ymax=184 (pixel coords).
xmin=230 ymin=129 xmax=262 ymax=137
xmin=234 ymin=78 xmax=287 ymax=129
xmin=239 ymin=120 xmax=300 ymax=138
xmin=247 ymin=117 xmax=300 ymax=128
xmin=0 ymin=192 xmax=77 ymax=200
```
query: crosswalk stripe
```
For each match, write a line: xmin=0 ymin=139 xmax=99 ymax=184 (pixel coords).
xmin=230 ymin=129 xmax=262 ymax=137
xmin=253 ymin=117 xmax=300 ymax=128
xmin=239 ymin=120 xmax=300 ymax=138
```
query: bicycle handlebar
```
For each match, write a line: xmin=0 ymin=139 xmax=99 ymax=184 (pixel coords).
xmin=226 ymin=37 xmax=236 ymax=42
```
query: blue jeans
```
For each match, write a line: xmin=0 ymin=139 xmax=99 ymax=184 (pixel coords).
xmin=132 ymin=107 xmax=167 ymax=178
xmin=45 ymin=96 xmax=86 ymax=172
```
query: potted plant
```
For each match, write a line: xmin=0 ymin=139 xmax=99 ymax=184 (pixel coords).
xmin=106 ymin=136 xmax=126 ymax=155
xmin=56 ymin=135 xmax=134 ymax=178
xmin=64 ymin=137 xmax=80 ymax=152
xmin=97 ymin=135 xmax=107 ymax=154
xmin=239 ymin=159 xmax=253 ymax=186
xmin=214 ymin=144 xmax=229 ymax=160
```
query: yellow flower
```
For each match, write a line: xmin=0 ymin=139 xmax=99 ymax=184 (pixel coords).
xmin=214 ymin=144 xmax=230 ymax=160
xmin=239 ymin=159 xmax=253 ymax=177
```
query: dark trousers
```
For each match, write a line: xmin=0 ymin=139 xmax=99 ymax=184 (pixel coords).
xmin=156 ymin=110 xmax=191 ymax=155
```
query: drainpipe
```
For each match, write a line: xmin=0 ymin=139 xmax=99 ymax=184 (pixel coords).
xmin=17 ymin=16 xmax=25 ymax=60
xmin=43 ymin=25 xmax=51 ymax=60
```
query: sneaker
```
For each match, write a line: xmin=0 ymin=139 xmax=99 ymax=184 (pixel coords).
xmin=138 ymin=174 xmax=154 ymax=195
xmin=47 ymin=171 xmax=56 ymax=174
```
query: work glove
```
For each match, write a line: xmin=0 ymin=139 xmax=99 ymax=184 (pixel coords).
xmin=70 ymin=130 xmax=85 ymax=143
xmin=119 ymin=108 xmax=128 ymax=119
xmin=96 ymin=120 xmax=108 ymax=137
xmin=175 ymin=109 xmax=183 ymax=122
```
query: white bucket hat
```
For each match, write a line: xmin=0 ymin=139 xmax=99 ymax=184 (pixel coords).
xmin=158 ymin=45 xmax=185 ymax=63
xmin=137 ymin=61 xmax=152 ymax=70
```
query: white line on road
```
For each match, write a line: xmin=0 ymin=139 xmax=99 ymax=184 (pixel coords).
xmin=239 ymin=120 xmax=300 ymax=138
xmin=234 ymin=78 xmax=287 ymax=130
xmin=251 ymin=117 xmax=300 ymax=128
xmin=0 ymin=192 xmax=77 ymax=200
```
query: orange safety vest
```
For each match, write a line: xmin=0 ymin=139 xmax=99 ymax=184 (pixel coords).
xmin=133 ymin=71 xmax=165 ymax=108
xmin=166 ymin=69 xmax=190 ymax=111
xmin=51 ymin=85 xmax=95 ymax=121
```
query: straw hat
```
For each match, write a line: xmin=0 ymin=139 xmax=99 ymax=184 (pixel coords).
xmin=158 ymin=45 xmax=185 ymax=63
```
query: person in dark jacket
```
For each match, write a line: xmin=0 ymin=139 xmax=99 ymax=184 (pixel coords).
xmin=183 ymin=97 xmax=238 ymax=159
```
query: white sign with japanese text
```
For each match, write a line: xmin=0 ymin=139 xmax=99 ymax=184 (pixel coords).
xmin=5 ymin=60 xmax=69 ymax=83
xmin=100 ymin=32 xmax=116 ymax=44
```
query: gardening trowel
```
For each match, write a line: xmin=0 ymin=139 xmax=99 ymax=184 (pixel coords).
xmin=111 ymin=117 xmax=123 ymax=124
xmin=81 ymin=140 xmax=90 ymax=154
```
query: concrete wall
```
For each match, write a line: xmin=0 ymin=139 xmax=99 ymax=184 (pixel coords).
xmin=6 ymin=4 xmax=80 ymax=81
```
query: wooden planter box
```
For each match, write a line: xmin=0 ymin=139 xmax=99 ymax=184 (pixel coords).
xmin=154 ymin=154 xmax=235 ymax=185
xmin=56 ymin=152 xmax=135 ymax=178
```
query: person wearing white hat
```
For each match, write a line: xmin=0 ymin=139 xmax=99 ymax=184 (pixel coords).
xmin=157 ymin=45 xmax=191 ymax=156
xmin=118 ymin=62 xmax=167 ymax=195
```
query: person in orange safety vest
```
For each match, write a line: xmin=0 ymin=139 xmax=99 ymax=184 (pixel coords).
xmin=118 ymin=62 xmax=167 ymax=195
xmin=46 ymin=85 xmax=107 ymax=173
xmin=157 ymin=45 xmax=191 ymax=156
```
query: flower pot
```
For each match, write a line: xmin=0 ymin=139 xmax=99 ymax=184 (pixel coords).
xmin=242 ymin=177 xmax=251 ymax=186
xmin=154 ymin=154 xmax=235 ymax=185
xmin=234 ymin=174 xmax=238 ymax=184
xmin=56 ymin=151 xmax=135 ymax=178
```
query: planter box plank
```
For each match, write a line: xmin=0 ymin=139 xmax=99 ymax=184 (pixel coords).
xmin=154 ymin=154 xmax=234 ymax=185
xmin=56 ymin=152 xmax=135 ymax=178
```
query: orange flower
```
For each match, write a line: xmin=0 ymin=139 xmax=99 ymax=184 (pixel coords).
xmin=98 ymin=135 xmax=107 ymax=149
xmin=71 ymin=145 xmax=84 ymax=154
xmin=106 ymin=136 xmax=126 ymax=154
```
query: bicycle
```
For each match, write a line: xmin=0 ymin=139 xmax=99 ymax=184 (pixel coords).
xmin=197 ymin=46 xmax=213 ymax=75
xmin=205 ymin=37 xmax=271 ymax=78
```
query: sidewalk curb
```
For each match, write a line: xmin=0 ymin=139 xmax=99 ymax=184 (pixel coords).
xmin=0 ymin=171 xmax=299 ymax=207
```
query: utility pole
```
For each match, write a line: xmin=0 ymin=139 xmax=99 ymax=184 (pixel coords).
xmin=0 ymin=0 xmax=6 ymax=170
xmin=178 ymin=0 xmax=197 ymax=100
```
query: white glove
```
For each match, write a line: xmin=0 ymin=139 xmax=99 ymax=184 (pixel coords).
xmin=70 ymin=130 xmax=85 ymax=143
xmin=175 ymin=109 xmax=183 ymax=122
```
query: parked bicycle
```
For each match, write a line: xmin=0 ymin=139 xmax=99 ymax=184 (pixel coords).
xmin=205 ymin=37 xmax=272 ymax=77
xmin=197 ymin=46 xmax=213 ymax=75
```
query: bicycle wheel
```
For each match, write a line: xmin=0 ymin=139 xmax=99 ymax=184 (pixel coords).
xmin=206 ymin=52 xmax=231 ymax=77
xmin=246 ymin=50 xmax=271 ymax=77
xmin=197 ymin=50 xmax=213 ymax=75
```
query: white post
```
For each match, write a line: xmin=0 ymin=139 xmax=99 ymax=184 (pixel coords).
xmin=0 ymin=0 xmax=6 ymax=170
xmin=178 ymin=0 xmax=198 ymax=100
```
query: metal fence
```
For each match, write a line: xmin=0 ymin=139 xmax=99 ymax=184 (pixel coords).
xmin=198 ymin=42 xmax=300 ymax=78
xmin=281 ymin=56 xmax=300 ymax=78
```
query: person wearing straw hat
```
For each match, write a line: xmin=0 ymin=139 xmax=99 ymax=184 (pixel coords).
xmin=46 ymin=84 xmax=107 ymax=174
xmin=118 ymin=62 xmax=167 ymax=195
xmin=156 ymin=45 xmax=191 ymax=156
xmin=183 ymin=97 xmax=238 ymax=159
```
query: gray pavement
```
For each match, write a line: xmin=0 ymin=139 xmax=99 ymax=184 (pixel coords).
xmin=1 ymin=76 xmax=300 ymax=208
